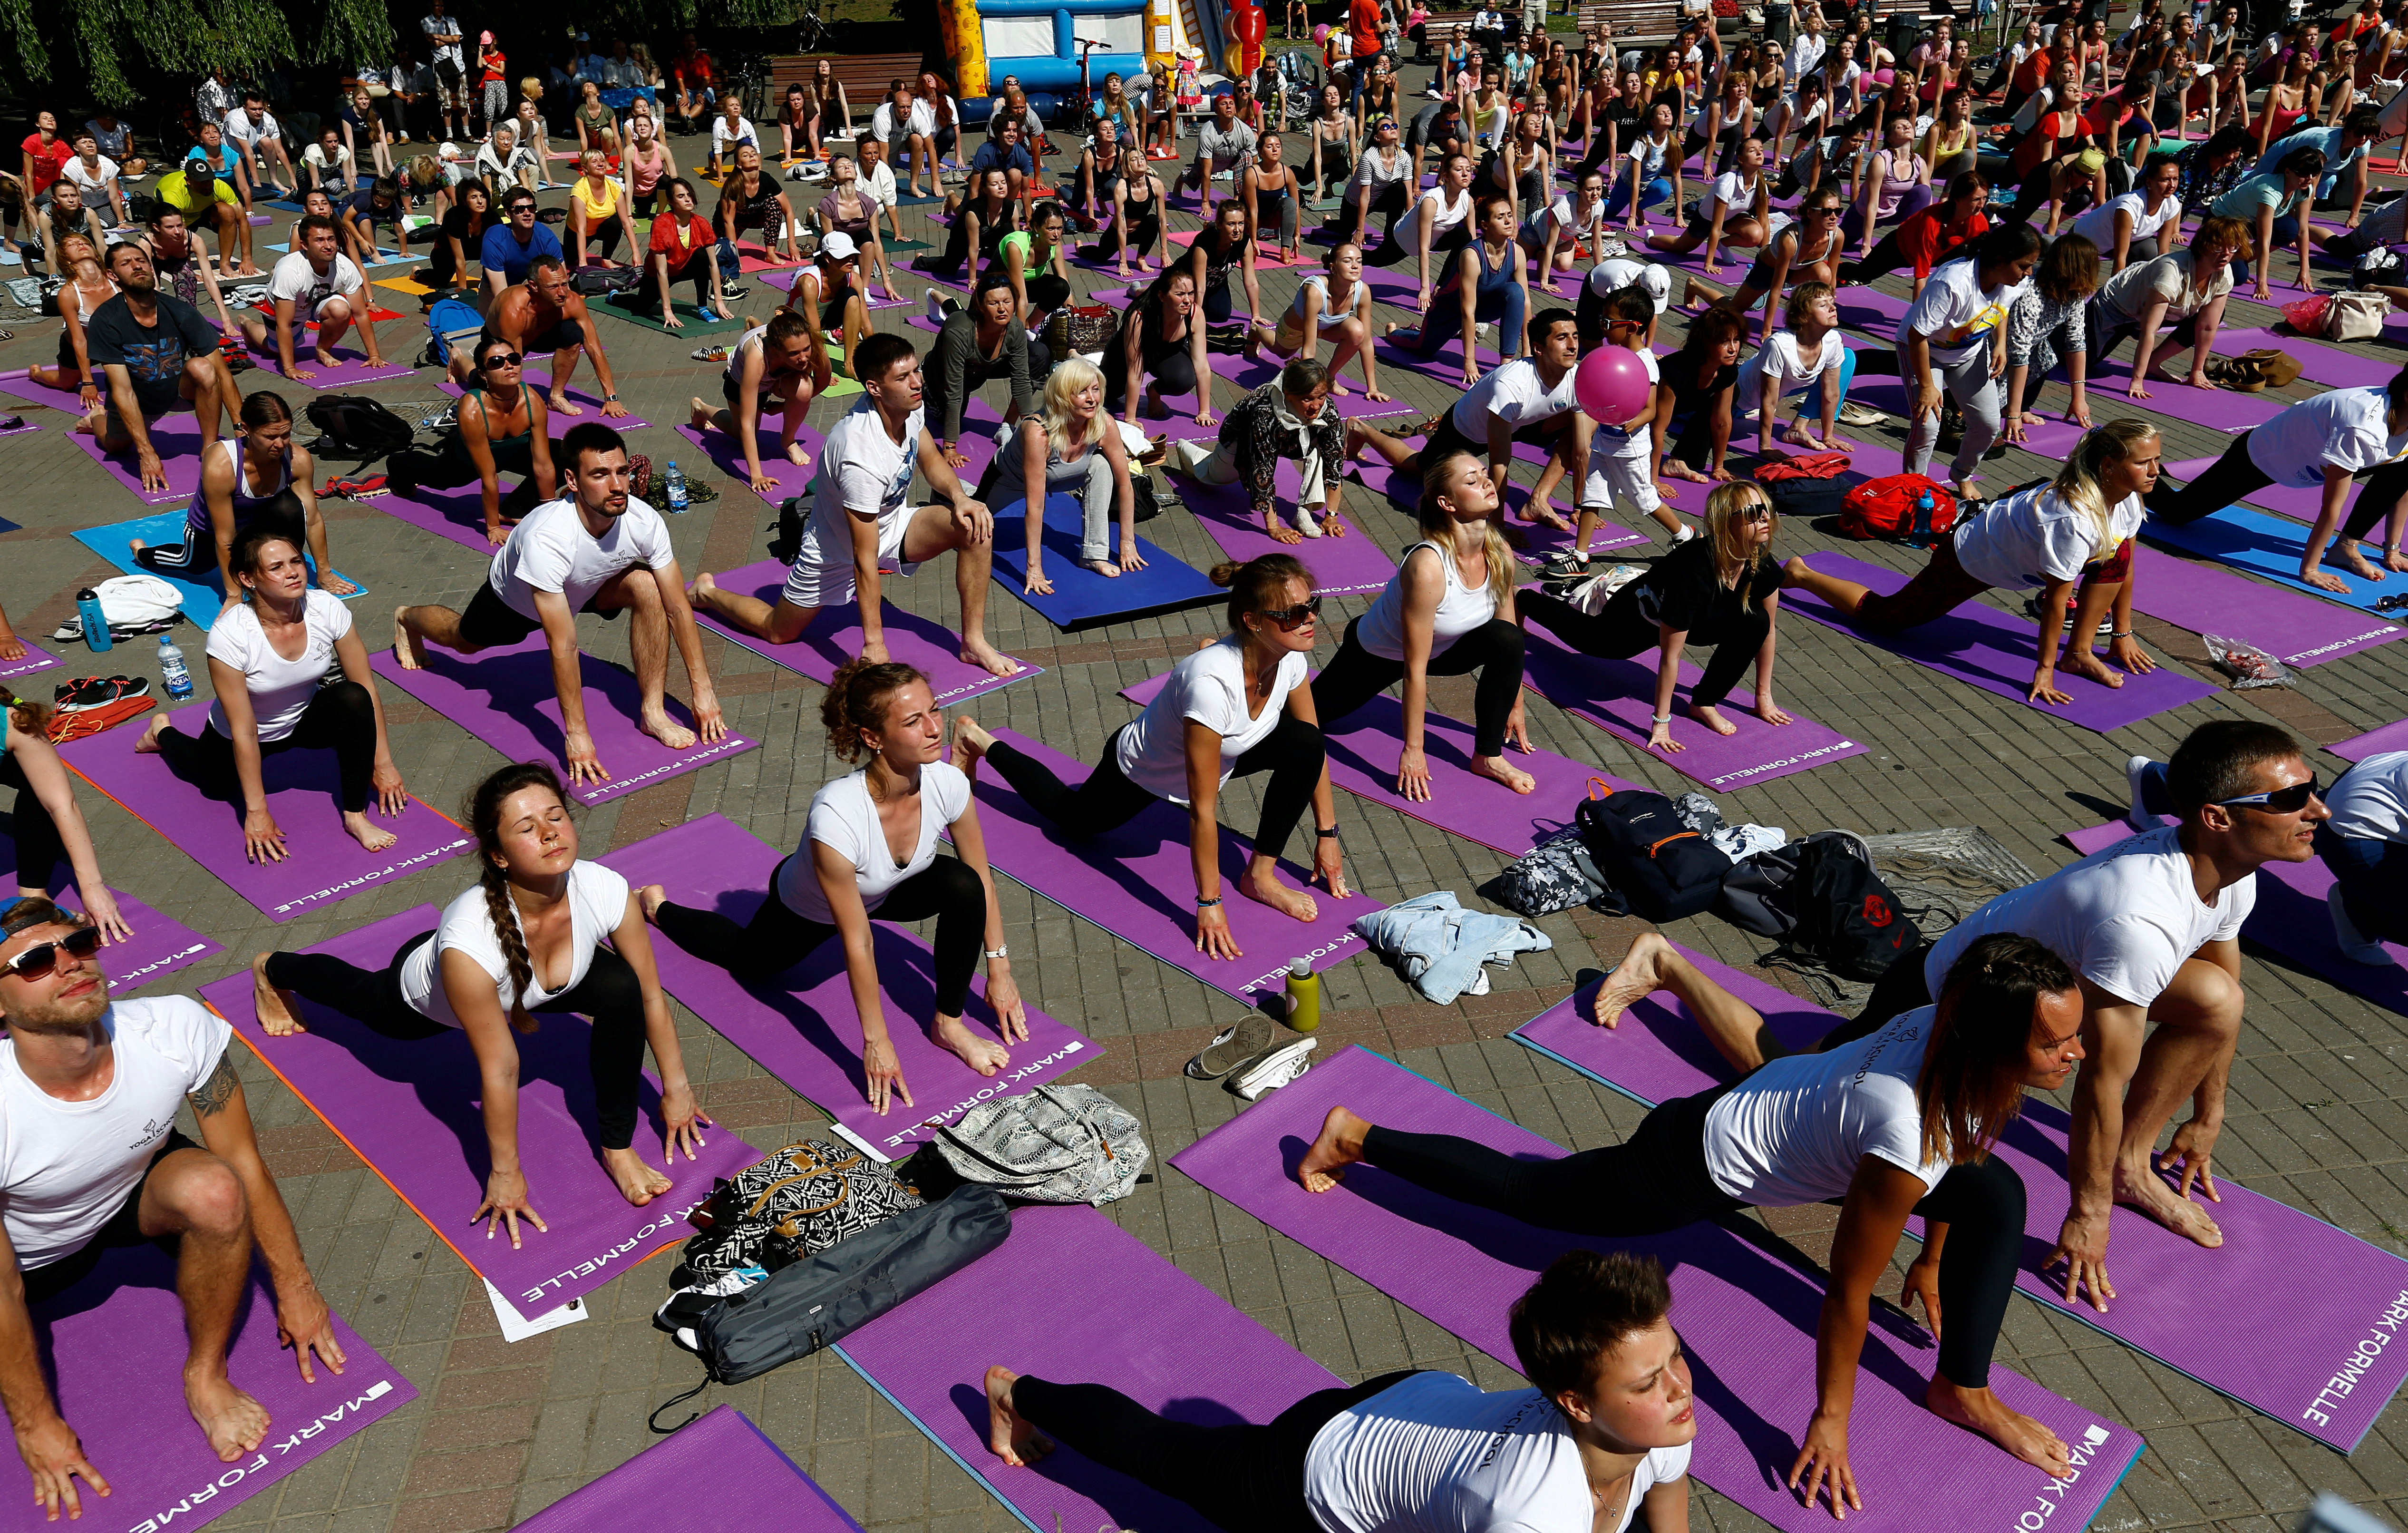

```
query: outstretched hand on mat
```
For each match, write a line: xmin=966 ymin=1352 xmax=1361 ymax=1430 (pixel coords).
xmin=660 ymin=1084 xmax=716 ymax=1162
xmin=16 ymin=1414 xmax=110 ymax=1523
xmin=563 ymin=727 xmax=612 ymax=788
xmin=475 ymin=1168 xmax=550 ymax=1249
xmin=2045 ymin=1212 xmax=2118 ymax=1313
xmin=1787 ymin=1415 xmax=1861 ymax=1520
xmin=276 ymin=1275 xmax=349 ymax=1383
xmin=243 ymin=807 xmax=291 ymax=863
xmin=80 ymin=888 xmax=133 ymax=946
xmin=863 ymin=1033 xmax=915 ymax=1116
xmin=1902 ymin=1250 xmax=1942 ymax=1343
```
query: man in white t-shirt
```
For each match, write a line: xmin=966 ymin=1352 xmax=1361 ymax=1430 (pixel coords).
xmin=395 ymin=422 xmax=727 ymax=785
xmin=223 ymin=92 xmax=297 ymax=199
xmin=869 ymin=87 xmax=938 ymax=201
xmin=0 ymin=898 xmax=342 ymax=1517
xmin=688 ymin=332 xmax=1023 ymax=680
xmin=421 ymin=0 xmax=469 ymax=140
xmin=267 ymin=215 xmax=386 ymax=381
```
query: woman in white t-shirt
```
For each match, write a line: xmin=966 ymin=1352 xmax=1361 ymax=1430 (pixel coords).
xmin=135 ymin=524 xmax=406 ymax=859
xmin=1737 ymin=282 xmax=1856 ymax=456
xmin=985 ymin=1250 xmax=1699 ymax=1533
xmin=1898 ymin=222 xmax=2041 ymax=495
xmin=1785 ymin=420 xmax=2162 ymax=703
xmin=253 ymin=761 xmax=709 ymax=1243
xmin=1641 ymin=134 xmax=1767 ymax=272
xmin=2068 ymin=152 xmax=2184 ymax=270
xmin=643 ymin=660 xmax=1024 ymax=1115
xmin=1520 ymin=167 xmax=1608 ymax=283
xmin=1296 ymin=929 xmax=2092 ymax=1499
xmin=952 ymin=554 xmax=1349 ymax=961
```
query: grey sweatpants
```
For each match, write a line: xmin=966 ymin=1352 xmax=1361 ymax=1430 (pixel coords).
xmin=1904 ymin=350 xmax=2001 ymax=485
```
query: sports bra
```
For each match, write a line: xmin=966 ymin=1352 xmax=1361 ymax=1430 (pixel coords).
xmin=183 ymin=436 xmax=293 ymax=537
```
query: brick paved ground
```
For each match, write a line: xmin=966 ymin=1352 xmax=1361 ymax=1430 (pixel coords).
xmin=7 ymin=46 xmax=2408 ymax=1533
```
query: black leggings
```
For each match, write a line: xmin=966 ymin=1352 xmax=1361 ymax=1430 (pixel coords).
xmin=1084 ymin=199 xmax=1162 ymax=262
xmin=651 ymin=854 xmax=985 ymax=1011
xmin=262 ymin=929 xmax=651 ymax=1150
xmin=1369 ymin=214 xmax=1469 ymax=270
xmin=388 ymin=431 xmax=548 ymax=515
xmin=1025 ymin=271 xmax=1072 ymax=314
xmin=132 ymin=490 xmax=308 ymax=578
xmin=638 ymin=245 xmax=722 ymax=309
xmin=154 ymin=680 xmax=379 ymax=814
xmin=1520 ymin=585 xmax=1771 ymax=711
xmin=0 ymin=752 xmax=64 ymax=890
xmin=2153 ymin=429 xmax=2408 ymax=536
xmin=1309 ymin=615 xmax=1526 ymax=759
xmin=1325 ymin=178 xmax=1409 ymax=245
xmin=985 ymin=715 xmax=1325 ymax=862
xmin=1362 ymin=1087 xmax=2027 ymax=1388
xmin=1010 ymin=1370 xmax=1421 ymax=1533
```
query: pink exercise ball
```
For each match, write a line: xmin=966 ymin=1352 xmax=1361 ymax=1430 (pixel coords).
xmin=1314 ymin=22 xmax=1332 ymax=41
xmin=1576 ymin=346 xmax=1653 ymax=426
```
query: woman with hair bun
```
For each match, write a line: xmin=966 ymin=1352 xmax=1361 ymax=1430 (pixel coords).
xmin=249 ymin=761 xmax=711 ymax=1245
xmin=641 ymin=659 xmax=1024 ymax=1116
xmin=952 ymin=554 xmax=1348 ymax=961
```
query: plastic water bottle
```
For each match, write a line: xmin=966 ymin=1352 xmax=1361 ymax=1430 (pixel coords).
xmin=664 ymin=460 xmax=689 ymax=514
xmin=158 ymin=635 xmax=193 ymax=702
xmin=75 ymin=589 xmax=111 ymax=653
xmin=1284 ymin=957 xmax=1321 ymax=1034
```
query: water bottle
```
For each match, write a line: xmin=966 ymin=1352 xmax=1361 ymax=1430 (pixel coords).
xmin=1911 ymin=489 xmax=1937 ymax=547
xmin=75 ymin=589 xmax=110 ymax=653
xmin=1284 ymin=957 xmax=1321 ymax=1034
xmin=158 ymin=635 xmax=193 ymax=702
xmin=664 ymin=460 xmax=689 ymax=514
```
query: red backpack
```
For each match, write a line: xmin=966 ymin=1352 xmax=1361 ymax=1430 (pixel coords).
xmin=1839 ymin=473 xmax=1958 ymax=545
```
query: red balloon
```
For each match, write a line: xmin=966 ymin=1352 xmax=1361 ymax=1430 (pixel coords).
xmin=1576 ymin=345 xmax=1654 ymax=426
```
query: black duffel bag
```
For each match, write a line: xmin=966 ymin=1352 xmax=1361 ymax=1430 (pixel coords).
xmin=1575 ymin=789 xmax=1732 ymax=922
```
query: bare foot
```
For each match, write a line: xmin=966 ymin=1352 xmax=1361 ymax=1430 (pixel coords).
xmin=1469 ymin=754 xmax=1536 ymax=794
xmin=136 ymin=714 xmax=172 ymax=754
xmin=951 ymin=714 xmax=997 ymax=773
xmin=1080 ymin=558 xmax=1124 ymax=577
xmin=184 ymin=1370 xmax=271 ymax=1464
xmin=1688 ymin=703 xmax=1739 ymax=736
xmin=1297 ymin=1104 xmax=1371 ymax=1191
xmin=985 ymin=1366 xmax=1054 ymax=1466
xmin=2337 ymin=543 xmax=2387 ymax=582
xmin=1239 ymin=861 xmax=1319 ymax=924
xmin=2114 ymin=1163 xmax=2223 ymax=1247
xmin=1925 ymin=1378 xmax=2074 ymax=1479
xmin=2059 ymin=651 xmax=2126 ymax=691
xmin=639 ymin=711 xmax=699 ymax=750
xmin=600 ymin=1146 xmax=673 ymax=1206
xmin=549 ymin=390 xmax=585 ymax=417
xmin=341 ymin=810 xmax=398 ymax=854
xmin=932 ymin=1013 xmax=1010 ymax=1075
xmin=638 ymin=883 xmax=669 ymax=924
xmin=961 ymin=639 xmax=1023 ymax=679
xmin=688 ymin=397 xmax=716 ymax=431
xmin=129 ymin=537 xmax=150 ymax=560
xmin=1588 ymin=931 xmax=1675 ymax=1028
xmin=392 ymin=606 xmax=427 ymax=670
xmin=251 ymin=953 xmax=308 ymax=1036
xmin=689 ymin=570 xmax=720 ymax=609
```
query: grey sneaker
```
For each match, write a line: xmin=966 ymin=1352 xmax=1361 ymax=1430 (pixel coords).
xmin=1185 ymin=1016 xmax=1275 ymax=1080
xmin=1231 ymin=1036 xmax=1318 ymax=1100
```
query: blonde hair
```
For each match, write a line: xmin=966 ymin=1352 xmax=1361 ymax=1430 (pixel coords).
xmin=2051 ymin=419 xmax=2159 ymax=562
xmin=1417 ymin=451 xmax=1516 ymax=606
xmin=1040 ymin=356 xmax=1107 ymax=460
xmin=1703 ymin=481 xmax=1776 ymax=608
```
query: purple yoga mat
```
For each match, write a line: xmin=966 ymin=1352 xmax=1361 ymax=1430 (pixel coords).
xmin=438 ymin=367 xmax=654 ymax=428
xmin=2330 ymin=718 xmax=2408 ymax=762
xmin=1171 ymin=456 xmax=1404 ymax=596
xmin=598 ymin=816 xmax=1102 ymax=1162
xmin=1520 ymin=621 xmax=1871 ymax=791
xmin=0 ymin=1245 xmax=414 ymax=1533
xmin=369 ymin=635 xmax=758 ymax=807
xmin=62 ymin=412 xmax=207 ymax=506
xmin=518 ymin=1407 xmax=865 ymax=1533
xmin=696 ymin=558 xmax=1040 ymax=706
xmin=2130 ymin=545 xmax=2408 ymax=668
xmin=0 ymin=371 xmax=86 ymax=415
xmin=0 ymin=816 xmax=223 ymax=995
xmin=2213 ymin=327 xmax=2398 ymax=388
xmin=0 ymin=636 xmax=59 ymax=682
xmin=835 ymin=1203 xmax=1343 ymax=1533
xmin=960 ymin=725 xmax=1380 ymax=1003
xmin=199 ymin=906 xmax=766 ymax=1312
xmin=1782 ymin=551 xmax=2219 ymax=732
xmin=240 ymin=344 xmax=412 ymax=389
xmin=1172 ymin=1046 xmax=2145 ymax=1533
xmin=1203 ymin=347 xmax=1428 ymax=423
xmin=674 ymin=421 xmax=829 ymax=505
xmin=1512 ymin=943 xmax=2408 ymax=1451
xmin=2084 ymin=353 xmax=2286 ymax=429
xmin=380 ymin=481 xmax=510 ymax=553
xmin=60 ymin=704 xmax=474 ymax=921
xmin=1164 ymin=226 xmax=1314 ymax=268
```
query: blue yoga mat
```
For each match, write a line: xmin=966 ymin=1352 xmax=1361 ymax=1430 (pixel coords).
xmin=986 ymin=493 xmax=1221 ymax=631
xmin=72 ymin=512 xmax=367 ymax=626
xmin=2142 ymin=503 xmax=2408 ymax=616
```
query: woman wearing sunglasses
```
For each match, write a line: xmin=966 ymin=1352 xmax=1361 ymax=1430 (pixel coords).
xmin=951 ymin=554 xmax=1350 ymax=961
xmin=0 ymin=686 xmax=132 ymax=943
xmin=386 ymin=332 xmax=559 ymax=547
xmin=1522 ymin=479 xmax=1789 ymax=757
xmin=1310 ymin=451 xmax=1534 ymax=799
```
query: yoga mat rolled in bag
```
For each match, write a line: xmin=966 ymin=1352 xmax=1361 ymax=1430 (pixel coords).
xmin=516 ymin=1406 xmax=867 ymax=1533
xmin=199 ymin=905 xmax=767 ymax=1312
xmin=988 ymin=494 xmax=1223 ymax=630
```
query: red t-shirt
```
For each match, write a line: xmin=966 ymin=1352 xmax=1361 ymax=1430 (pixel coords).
xmin=22 ymin=134 xmax=72 ymax=197
xmin=677 ymin=50 xmax=715 ymax=86
xmin=1350 ymin=0 xmax=1383 ymax=61
xmin=651 ymin=210 xmax=713 ymax=261
xmin=1899 ymin=206 xmax=1990 ymax=279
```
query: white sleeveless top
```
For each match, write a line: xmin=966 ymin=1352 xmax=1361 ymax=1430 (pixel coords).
xmin=1354 ymin=540 xmax=1496 ymax=662
xmin=1419 ymin=186 xmax=1472 ymax=237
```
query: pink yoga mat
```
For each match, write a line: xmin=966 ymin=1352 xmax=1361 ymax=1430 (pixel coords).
xmin=1782 ymin=550 xmax=2220 ymax=732
xmin=1171 ymin=456 xmax=1403 ymax=596
xmin=959 ymin=724 xmax=1379 ymax=1003
xmin=369 ymin=635 xmax=759 ymax=807
xmin=60 ymin=704 xmax=475 ymax=921
xmin=2330 ymin=718 xmax=2408 ymax=762
xmin=1520 ymin=620 xmax=1872 ymax=791
xmin=1511 ymin=943 xmax=2408 ymax=1452
xmin=0 ymin=1245 xmax=414 ymax=1533
xmin=200 ymin=906 xmax=766 ymax=1313
xmin=0 ymin=636 xmax=60 ymax=682
xmin=2129 ymin=544 xmax=2407 ymax=667
xmin=697 ymin=557 xmax=1039 ymax=705
xmin=437 ymin=367 xmax=652 ymax=428
xmin=1171 ymin=1046 xmax=2144 ymax=1533
xmin=673 ymin=421 xmax=828 ymax=505
xmin=598 ymin=815 xmax=1102 ymax=1162
xmin=518 ymin=1406 xmax=865 ymax=1533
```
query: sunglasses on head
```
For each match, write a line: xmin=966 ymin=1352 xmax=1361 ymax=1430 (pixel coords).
xmin=2217 ymin=775 xmax=2322 ymax=813
xmin=1 ymin=926 xmax=102 ymax=981
xmin=1258 ymin=594 xmax=1323 ymax=631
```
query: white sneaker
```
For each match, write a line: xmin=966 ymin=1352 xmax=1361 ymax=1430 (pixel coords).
xmin=1231 ymin=1036 xmax=1318 ymax=1100
xmin=2124 ymin=755 xmax=2159 ymax=831
xmin=1670 ymin=522 xmax=1697 ymax=544
xmin=925 ymin=288 xmax=949 ymax=325
xmin=1294 ymin=505 xmax=1324 ymax=537
xmin=2330 ymin=886 xmax=2398 ymax=967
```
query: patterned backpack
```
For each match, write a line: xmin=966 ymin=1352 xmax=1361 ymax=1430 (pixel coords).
xmin=680 ymin=1139 xmax=925 ymax=1278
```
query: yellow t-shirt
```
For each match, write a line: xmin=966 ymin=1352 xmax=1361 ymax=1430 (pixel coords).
xmin=157 ymin=170 xmax=238 ymax=216
xmin=572 ymin=176 xmax=621 ymax=222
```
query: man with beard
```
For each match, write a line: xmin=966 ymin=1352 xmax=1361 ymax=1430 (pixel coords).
xmin=86 ymin=242 xmax=243 ymax=494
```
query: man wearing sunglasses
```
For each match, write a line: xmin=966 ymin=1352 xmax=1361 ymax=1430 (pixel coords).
xmin=0 ymin=898 xmax=342 ymax=1519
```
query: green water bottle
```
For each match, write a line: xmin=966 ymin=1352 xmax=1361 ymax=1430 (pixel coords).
xmin=1284 ymin=957 xmax=1320 ymax=1033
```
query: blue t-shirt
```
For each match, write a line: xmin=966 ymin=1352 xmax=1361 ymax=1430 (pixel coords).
xmin=969 ymin=139 xmax=1035 ymax=177
xmin=2251 ymin=124 xmax=2363 ymax=195
xmin=480 ymin=221 xmax=565 ymax=286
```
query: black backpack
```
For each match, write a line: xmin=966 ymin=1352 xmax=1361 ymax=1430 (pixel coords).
xmin=304 ymin=394 xmax=417 ymax=459
xmin=1788 ymin=835 xmax=1923 ymax=980
xmin=1575 ymin=789 xmax=1732 ymax=922
xmin=1718 ymin=828 xmax=1868 ymax=937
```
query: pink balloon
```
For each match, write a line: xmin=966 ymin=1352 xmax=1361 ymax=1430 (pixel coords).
xmin=1576 ymin=346 xmax=1654 ymax=426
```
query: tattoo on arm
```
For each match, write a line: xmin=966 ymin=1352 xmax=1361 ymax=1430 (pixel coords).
xmin=191 ymin=1050 xmax=241 ymax=1118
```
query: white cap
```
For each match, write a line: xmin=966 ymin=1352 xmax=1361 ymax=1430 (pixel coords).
xmin=820 ymin=231 xmax=858 ymax=261
xmin=1590 ymin=255 xmax=1670 ymax=314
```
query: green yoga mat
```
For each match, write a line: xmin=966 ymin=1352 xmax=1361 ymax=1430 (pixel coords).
xmin=593 ymin=299 xmax=747 ymax=336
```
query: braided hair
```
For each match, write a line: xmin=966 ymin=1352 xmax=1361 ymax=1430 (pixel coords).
xmin=461 ymin=762 xmax=573 ymax=1006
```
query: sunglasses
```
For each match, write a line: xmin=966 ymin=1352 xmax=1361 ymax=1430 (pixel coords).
xmin=1736 ymin=504 xmax=1773 ymax=522
xmin=1258 ymin=595 xmax=1323 ymax=631
xmin=482 ymin=352 xmax=524 ymax=369
xmin=2216 ymin=775 xmax=2322 ymax=813
xmin=2 ymin=926 xmax=102 ymax=981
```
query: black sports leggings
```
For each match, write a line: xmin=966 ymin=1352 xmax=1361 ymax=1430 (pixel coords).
xmin=0 ymin=752 xmax=65 ymax=890
xmin=132 ymin=490 xmax=308 ymax=578
xmin=984 ymin=715 xmax=1325 ymax=862
xmin=2153 ymin=428 xmax=2408 ymax=536
xmin=262 ymin=929 xmax=651 ymax=1150
xmin=651 ymin=853 xmax=985 ymax=1012
xmin=388 ymin=430 xmax=548 ymax=517
xmin=153 ymin=680 xmax=379 ymax=814
xmin=1084 ymin=200 xmax=1162 ymax=262
xmin=1361 ymin=1088 xmax=2027 ymax=1388
xmin=1520 ymin=585 xmax=1772 ymax=711
xmin=1010 ymin=1370 xmax=1421 ymax=1533
xmin=1324 ymin=178 xmax=1409 ymax=244
xmin=1309 ymin=615 xmax=1526 ymax=759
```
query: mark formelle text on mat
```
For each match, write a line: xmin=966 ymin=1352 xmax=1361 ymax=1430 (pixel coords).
xmin=2302 ymin=1287 xmax=2408 ymax=1427
xmin=863 ymin=1041 xmax=1093 ymax=1152
xmin=516 ymin=1194 xmax=718 ymax=1307
xmin=124 ymin=1379 xmax=397 ymax=1533
xmin=2011 ymin=1424 xmax=2117 ymax=1531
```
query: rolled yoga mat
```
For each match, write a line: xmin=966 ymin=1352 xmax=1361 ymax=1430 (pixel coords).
xmin=599 ymin=815 xmax=1102 ymax=1162
xmin=369 ymin=634 xmax=759 ymax=808
xmin=1512 ymin=940 xmax=2408 ymax=1451
xmin=2126 ymin=544 xmax=2406 ymax=668
xmin=0 ymin=819 xmax=223 ymax=995
xmin=692 ymin=559 xmax=1040 ymax=708
xmin=1780 ymin=550 xmax=2220 ymax=732
xmin=516 ymin=1406 xmax=866 ymax=1533
xmin=0 ymin=1244 xmax=414 ymax=1533
xmin=1171 ymin=1044 xmax=2147 ymax=1533
xmin=60 ymin=703 xmax=474 ymax=921
xmin=72 ymin=510 xmax=368 ymax=626
xmin=673 ymin=420 xmax=828 ymax=505
xmin=0 ymin=635 xmax=59 ymax=682
xmin=199 ymin=904 xmax=767 ymax=1313
xmin=956 ymin=723 xmax=1382 ymax=1005
xmin=2139 ymin=502 xmax=2408 ymax=615
xmin=988 ymin=493 xmax=1223 ymax=630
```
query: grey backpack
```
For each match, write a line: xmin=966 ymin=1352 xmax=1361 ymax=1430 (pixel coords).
xmin=1495 ymin=826 xmax=1618 ymax=918
xmin=932 ymin=1083 xmax=1149 ymax=1206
